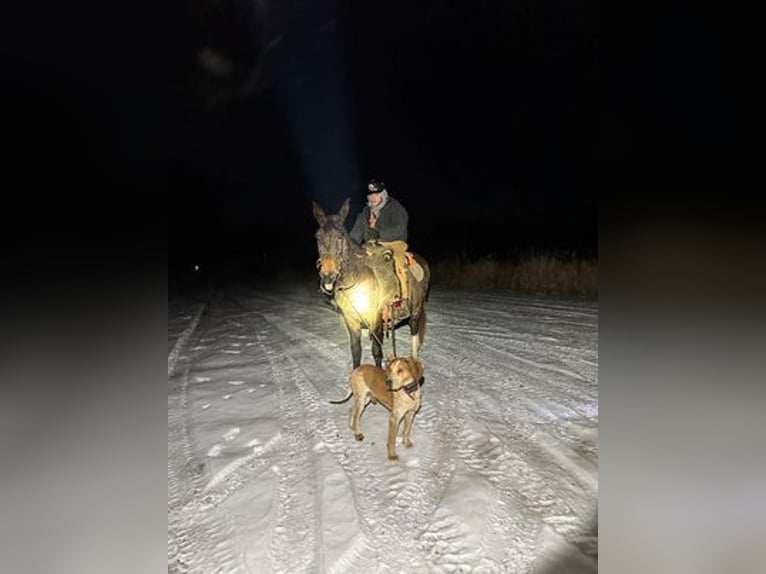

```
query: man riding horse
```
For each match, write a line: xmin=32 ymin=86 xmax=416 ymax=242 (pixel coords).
xmin=313 ymin=194 xmax=430 ymax=369
xmin=349 ymin=178 xmax=412 ymax=320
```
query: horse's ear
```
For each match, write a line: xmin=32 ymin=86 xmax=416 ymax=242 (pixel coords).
xmin=338 ymin=197 xmax=350 ymax=223
xmin=312 ymin=201 xmax=327 ymax=226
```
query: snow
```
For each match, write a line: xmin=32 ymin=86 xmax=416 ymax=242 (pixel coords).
xmin=168 ymin=279 xmax=598 ymax=573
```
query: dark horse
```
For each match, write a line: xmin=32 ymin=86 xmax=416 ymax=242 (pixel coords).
xmin=312 ymin=198 xmax=430 ymax=369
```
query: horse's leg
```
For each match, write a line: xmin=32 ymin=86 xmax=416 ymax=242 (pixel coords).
xmin=371 ymin=324 xmax=384 ymax=368
xmin=347 ymin=324 xmax=362 ymax=370
xmin=410 ymin=308 xmax=426 ymax=359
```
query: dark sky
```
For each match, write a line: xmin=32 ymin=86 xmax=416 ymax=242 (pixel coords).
xmin=169 ymin=0 xmax=598 ymax=266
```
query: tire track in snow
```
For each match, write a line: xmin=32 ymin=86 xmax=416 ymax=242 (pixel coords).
xmin=254 ymin=293 xmax=525 ymax=570
xmin=197 ymin=434 xmax=281 ymax=510
xmin=213 ymin=287 xmax=596 ymax=570
xmin=421 ymin=358 xmax=542 ymax=572
xmin=432 ymin=305 xmax=598 ymax=456
xmin=431 ymin=306 xmax=597 ymax=415
xmin=218 ymin=320 xmax=320 ymax=574
xmin=168 ymin=365 xmax=248 ymax=574
xmin=168 ymin=303 xmax=205 ymax=377
xmin=258 ymin=310 xmax=475 ymax=572
xmin=428 ymin=325 xmax=597 ymax=568
xmin=253 ymin=316 xmax=383 ymax=573
xmin=434 ymin=293 xmax=598 ymax=360
xmin=437 ymin=291 xmax=598 ymax=324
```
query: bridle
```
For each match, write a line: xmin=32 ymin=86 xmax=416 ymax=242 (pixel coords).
xmin=316 ymin=222 xmax=360 ymax=293
xmin=316 ymin=222 xmax=388 ymax=347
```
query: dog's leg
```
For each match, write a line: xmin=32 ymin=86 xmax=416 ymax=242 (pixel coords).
xmin=402 ymin=411 xmax=415 ymax=448
xmin=351 ymin=395 xmax=366 ymax=441
xmin=387 ymin=412 xmax=403 ymax=460
xmin=348 ymin=404 xmax=356 ymax=435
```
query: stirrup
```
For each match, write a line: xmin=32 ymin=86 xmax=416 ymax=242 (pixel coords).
xmin=391 ymin=296 xmax=411 ymax=321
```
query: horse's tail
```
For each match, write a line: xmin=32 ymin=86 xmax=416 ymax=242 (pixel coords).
xmin=418 ymin=256 xmax=431 ymax=302
xmin=329 ymin=390 xmax=353 ymax=404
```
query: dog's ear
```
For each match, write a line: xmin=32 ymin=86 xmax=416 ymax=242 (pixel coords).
xmin=386 ymin=352 xmax=396 ymax=364
xmin=409 ymin=358 xmax=424 ymax=385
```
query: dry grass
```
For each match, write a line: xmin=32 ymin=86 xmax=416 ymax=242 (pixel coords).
xmin=430 ymin=253 xmax=598 ymax=298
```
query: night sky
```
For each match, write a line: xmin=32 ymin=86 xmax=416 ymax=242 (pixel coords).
xmin=169 ymin=0 xmax=598 ymax=273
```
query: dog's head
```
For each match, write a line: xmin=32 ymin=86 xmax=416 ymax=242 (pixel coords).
xmin=385 ymin=353 xmax=424 ymax=391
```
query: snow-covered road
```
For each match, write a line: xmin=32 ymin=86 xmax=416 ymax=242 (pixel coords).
xmin=168 ymin=279 xmax=598 ymax=573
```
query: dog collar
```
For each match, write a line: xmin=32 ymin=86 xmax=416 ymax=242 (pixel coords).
xmin=390 ymin=377 xmax=424 ymax=398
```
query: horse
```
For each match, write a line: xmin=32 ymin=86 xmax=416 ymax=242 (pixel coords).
xmin=312 ymin=198 xmax=430 ymax=370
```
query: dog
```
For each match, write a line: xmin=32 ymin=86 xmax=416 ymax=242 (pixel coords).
xmin=330 ymin=353 xmax=424 ymax=461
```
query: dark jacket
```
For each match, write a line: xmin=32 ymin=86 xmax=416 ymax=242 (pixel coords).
xmin=349 ymin=197 xmax=408 ymax=244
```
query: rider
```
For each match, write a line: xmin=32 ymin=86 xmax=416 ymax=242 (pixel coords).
xmin=349 ymin=178 xmax=411 ymax=313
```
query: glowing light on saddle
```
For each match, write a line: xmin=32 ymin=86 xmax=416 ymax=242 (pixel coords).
xmin=349 ymin=285 xmax=372 ymax=316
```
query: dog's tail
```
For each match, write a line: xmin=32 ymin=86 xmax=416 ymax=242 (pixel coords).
xmin=329 ymin=390 xmax=353 ymax=404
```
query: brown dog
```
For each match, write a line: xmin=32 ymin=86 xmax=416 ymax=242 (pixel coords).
xmin=330 ymin=354 xmax=424 ymax=461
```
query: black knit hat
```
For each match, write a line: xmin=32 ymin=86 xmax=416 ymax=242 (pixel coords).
xmin=366 ymin=178 xmax=386 ymax=194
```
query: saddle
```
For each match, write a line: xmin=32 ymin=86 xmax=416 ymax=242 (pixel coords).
xmin=383 ymin=251 xmax=425 ymax=325
xmin=385 ymin=253 xmax=424 ymax=324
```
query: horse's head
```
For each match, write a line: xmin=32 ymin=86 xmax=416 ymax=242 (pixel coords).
xmin=312 ymin=198 xmax=352 ymax=295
